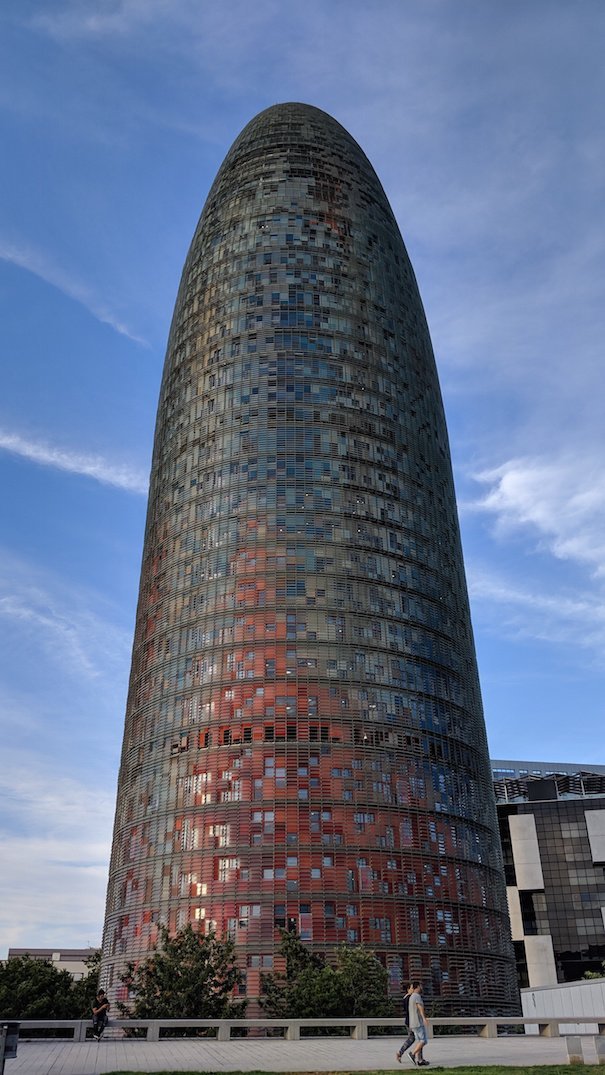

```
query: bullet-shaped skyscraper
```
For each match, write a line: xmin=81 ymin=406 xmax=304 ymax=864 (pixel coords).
xmin=102 ymin=103 xmax=518 ymax=1013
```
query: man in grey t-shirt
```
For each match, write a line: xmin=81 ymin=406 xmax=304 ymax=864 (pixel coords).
xmin=407 ymin=982 xmax=429 ymax=1066
xmin=396 ymin=982 xmax=416 ymax=1062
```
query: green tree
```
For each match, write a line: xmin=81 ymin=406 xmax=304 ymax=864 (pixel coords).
xmin=70 ymin=950 xmax=102 ymax=1017
xmin=287 ymin=963 xmax=345 ymax=1018
xmin=260 ymin=929 xmax=393 ymax=1019
xmin=279 ymin=926 xmax=324 ymax=980
xmin=260 ymin=928 xmax=323 ymax=1017
xmin=583 ymin=961 xmax=605 ymax=979
xmin=0 ymin=954 xmax=76 ymax=1018
xmin=117 ymin=924 xmax=246 ymax=1019
xmin=334 ymin=944 xmax=394 ymax=1017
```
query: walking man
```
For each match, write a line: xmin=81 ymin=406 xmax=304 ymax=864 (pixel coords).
xmin=406 ymin=981 xmax=430 ymax=1066
xmin=396 ymin=982 xmax=416 ymax=1062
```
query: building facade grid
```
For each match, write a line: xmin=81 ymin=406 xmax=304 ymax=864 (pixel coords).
xmin=101 ymin=103 xmax=518 ymax=1014
xmin=496 ymin=768 xmax=605 ymax=987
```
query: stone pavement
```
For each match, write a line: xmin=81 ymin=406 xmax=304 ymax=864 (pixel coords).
xmin=6 ymin=1032 xmax=601 ymax=1073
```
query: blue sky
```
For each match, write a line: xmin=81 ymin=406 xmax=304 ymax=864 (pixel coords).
xmin=0 ymin=0 xmax=604 ymax=957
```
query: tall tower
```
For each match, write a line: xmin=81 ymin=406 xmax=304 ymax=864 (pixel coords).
xmin=102 ymin=103 xmax=518 ymax=1014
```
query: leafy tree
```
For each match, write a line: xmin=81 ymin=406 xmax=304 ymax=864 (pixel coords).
xmin=0 ymin=954 xmax=76 ymax=1018
xmin=117 ymin=924 xmax=246 ymax=1019
xmin=583 ymin=961 xmax=605 ymax=979
xmin=260 ymin=929 xmax=393 ymax=1019
xmin=334 ymin=944 xmax=395 ymax=1017
xmin=70 ymin=949 xmax=102 ymax=1017
xmin=287 ymin=963 xmax=345 ymax=1018
xmin=279 ymin=926 xmax=324 ymax=980
xmin=261 ymin=929 xmax=326 ymax=1016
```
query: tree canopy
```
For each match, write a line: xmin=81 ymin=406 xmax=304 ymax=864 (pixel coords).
xmin=0 ymin=949 xmax=100 ymax=1020
xmin=118 ymin=924 xmax=246 ymax=1019
xmin=70 ymin=949 xmax=101 ymax=1017
xmin=0 ymin=954 xmax=79 ymax=1019
xmin=260 ymin=929 xmax=394 ymax=1018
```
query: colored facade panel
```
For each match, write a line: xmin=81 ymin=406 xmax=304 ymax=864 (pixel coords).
xmin=101 ymin=103 xmax=517 ymax=1014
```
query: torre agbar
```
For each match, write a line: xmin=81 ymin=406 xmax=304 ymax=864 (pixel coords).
xmin=102 ymin=103 xmax=518 ymax=1014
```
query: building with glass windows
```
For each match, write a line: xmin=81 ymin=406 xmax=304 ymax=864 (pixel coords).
xmin=6 ymin=948 xmax=99 ymax=981
xmin=493 ymin=762 xmax=605 ymax=988
xmin=101 ymin=103 xmax=518 ymax=1014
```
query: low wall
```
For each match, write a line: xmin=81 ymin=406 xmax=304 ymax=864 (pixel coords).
xmin=11 ymin=1015 xmax=605 ymax=1042
xmin=523 ymin=978 xmax=605 ymax=1034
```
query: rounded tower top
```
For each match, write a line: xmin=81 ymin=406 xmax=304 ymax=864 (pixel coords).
xmin=201 ymin=100 xmax=398 ymax=239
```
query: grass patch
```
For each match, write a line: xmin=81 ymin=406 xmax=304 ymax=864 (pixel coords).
xmin=105 ymin=1067 xmax=579 ymax=1075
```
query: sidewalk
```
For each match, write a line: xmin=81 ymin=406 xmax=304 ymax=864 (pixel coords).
xmin=7 ymin=1031 xmax=599 ymax=1073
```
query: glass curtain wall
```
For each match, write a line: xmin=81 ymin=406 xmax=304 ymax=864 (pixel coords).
xmin=101 ymin=103 xmax=518 ymax=1015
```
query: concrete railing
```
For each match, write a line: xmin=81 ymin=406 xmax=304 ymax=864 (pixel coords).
xmin=12 ymin=1015 xmax=605 ymax=1042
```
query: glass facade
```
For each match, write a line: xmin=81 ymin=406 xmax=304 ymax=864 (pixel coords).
xmin=101 ymin=103 xmax=518 ymax=1014
xmin=497 ymin=772 xmax=605 ymax=985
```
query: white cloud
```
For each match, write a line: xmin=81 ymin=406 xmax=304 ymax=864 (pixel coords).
xmin=29 ymin=0 xmax=284 ymax=44
xmin=469 ymin=455 xmax=605 ymax=577
xmin=0 ymin=551 xmax=133 ymax=687
xmin=0 ymin=763 xmax=112 ymax=955
xmin=0 ymin=592 xmax=97 ymax=680
xmin=463 ymin=454 xmax=605 ymax=662
xmin=0 ymin=572 xmax=126 ymax=957
xmin=0 ymin=427 xmax=148 ymax=495
xmin=0 ymin=237 xmax=147 ymax=344
xmin=0 ymin=553 xmax=128 ymax=957
xmin=468 ymin=565 xmax=605 ymax=654
xmin=29 ymin=0 xmax=175 ymax=41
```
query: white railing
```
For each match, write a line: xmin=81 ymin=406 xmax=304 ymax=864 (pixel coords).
xmin=11 ymin=1015 xmax=605 ymax=1042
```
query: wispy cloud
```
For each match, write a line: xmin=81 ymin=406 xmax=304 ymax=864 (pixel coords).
xmin=0 ymin=762 xmax=112 ymax=954
xmin=468 ymin=455 xmax=605 ymax=577
xmin=0 ymin=237 xmax=147 ymax=344
xmin=0 ymin=552 xmax=133 ymax=685
xmin=29 ymin=0 xmax=176 ymax=41
xmin=0 ymin=427 xmax=148 ymax=495
xmin=0 ymin=592 xmax=98 ymax=680
xmin=468 ymin=565 xmax=605 ymax=655
xmin=28 ymin=0 xmax=283 ymax=48
xmin=0 ymin=554 xmax=130 ymax=958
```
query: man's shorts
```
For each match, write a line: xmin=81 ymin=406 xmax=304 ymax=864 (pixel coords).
xmin=413 ymin=1024 xmax=428 ymax=1044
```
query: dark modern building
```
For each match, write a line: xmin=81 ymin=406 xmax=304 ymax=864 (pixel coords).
xmin=493 ymin=762 xmax=605 ymax=988
xmin=101 ymin=103 xmax=518 ymax=1014
xmin=492 ymin=759 xmax=605 ymax=783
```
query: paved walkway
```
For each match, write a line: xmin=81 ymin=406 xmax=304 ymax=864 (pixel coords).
xmin=6 ymin=1033 xmax=601 ymax=1073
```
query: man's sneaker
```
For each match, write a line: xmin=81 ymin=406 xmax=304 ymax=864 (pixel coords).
xmin=408 ymin=1056 xmax=417 ymax=1066
xmin=396 ymin=1053 xmax=402 ymax=1063
xmin=418 ymin=1062 xmax=430 ymax=1067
